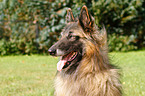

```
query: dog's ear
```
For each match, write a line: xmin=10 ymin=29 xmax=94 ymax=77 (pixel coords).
xmin=79 ymin=5 xmax=95 ymax=32
xmin=66 ymin=8 xmax=75 ymax=23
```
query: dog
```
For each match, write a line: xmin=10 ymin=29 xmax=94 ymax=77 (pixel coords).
xmin=48 ymin=5 xmax=122 ymax=96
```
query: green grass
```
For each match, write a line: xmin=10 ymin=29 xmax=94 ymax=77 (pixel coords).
xmin=0 ymin=51 xmax=145 ymax=96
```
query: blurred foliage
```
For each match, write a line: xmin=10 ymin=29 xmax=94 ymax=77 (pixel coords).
xmin=91 ymin=0 xmax=145 ymax=51
xmin=108 ymin=34 xmax=137 ymax=51
xmin=0 ymin=0 xmax=145 ymax=55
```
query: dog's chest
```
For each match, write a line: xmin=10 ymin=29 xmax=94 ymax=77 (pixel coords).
xmin=54 ymin=74 xmax=80 ymax=96
xmin=54 ymin=72 xmax=102 ymax=96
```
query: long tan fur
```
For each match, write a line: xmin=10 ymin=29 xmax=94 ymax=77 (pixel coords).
xmin=51 ymin=5 xmax=122 ymax=96
xmin=54 ymin=25 xmax=122 ymax=96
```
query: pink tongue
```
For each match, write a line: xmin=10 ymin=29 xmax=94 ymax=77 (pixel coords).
xmin=57 ymin=60 xmax=67 ymax=71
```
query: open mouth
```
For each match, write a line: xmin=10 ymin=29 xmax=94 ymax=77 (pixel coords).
xmin=57 ymin=52 xmax=78 ymax=71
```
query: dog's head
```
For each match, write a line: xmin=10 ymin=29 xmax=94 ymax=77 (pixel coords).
xmin=48 ymin=6 xmax=107 ymax=72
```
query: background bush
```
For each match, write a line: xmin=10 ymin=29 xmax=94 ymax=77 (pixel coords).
xmin=0 ymin=0 xmax=145 ymax=55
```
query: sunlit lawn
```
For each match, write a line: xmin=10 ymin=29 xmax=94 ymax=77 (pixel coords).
xmin=0 ymin=51 xmax=145 ymax=96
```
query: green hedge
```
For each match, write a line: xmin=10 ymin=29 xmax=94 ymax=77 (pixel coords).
xmin=0 ymin=0 xmax=145 ymax=55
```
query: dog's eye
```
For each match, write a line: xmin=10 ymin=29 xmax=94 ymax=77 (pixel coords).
xmin=67 ymin=32 xmax=80 ymax=41
xmin=67 ymin=35 xmax=80 ymax=41
xmin=68 ymin=35 xmax=75 ymax=40
xmin=75 ymin=36 xmax=80 ymax=40
xmin=67 ymin=34 xmax=72 ymax=39
xmin=69 ymin=31 xmax=73 ymax=34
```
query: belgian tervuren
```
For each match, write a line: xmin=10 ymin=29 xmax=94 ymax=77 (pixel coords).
xmin=48 ymin=5 xmax=122 ymax=96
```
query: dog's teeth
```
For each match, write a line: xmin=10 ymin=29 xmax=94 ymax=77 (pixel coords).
xmin=72 ymin=52 xmax=76 ymax=57
xmin=73 ymin=52 xmax=76 ymax=56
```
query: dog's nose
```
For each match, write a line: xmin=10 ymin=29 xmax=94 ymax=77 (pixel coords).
xmin=48 ymin=49 xmax=56 ymax=55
